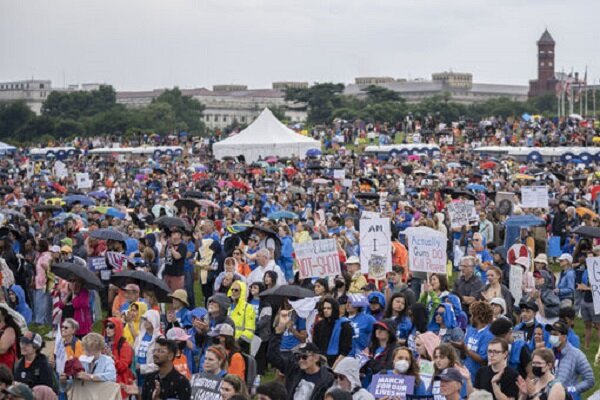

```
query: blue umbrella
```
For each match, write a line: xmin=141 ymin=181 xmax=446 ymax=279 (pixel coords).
xmin=89 ymin=191 xmax=108 ymax=199
xmin=105 ymin=208 xmax=126 ymax=219
xmin=64 ymin=195 xmax=95 ymax=207
xmin=268 ymin=211 xmax=298 ymax=220
xmin=465 ymin=184 xmax=486 ymax=192
xmin=306 ymin=148 xmax=322 ymax=157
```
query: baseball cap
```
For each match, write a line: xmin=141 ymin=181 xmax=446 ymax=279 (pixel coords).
xmin=60 ymin=245 xmax=73 ymax=253
xmin=518 ymin=300 xmax=539 ymax=312
xmin=545 ymin=321 xmax=569 ymax=335
xmin=60 ymin=237 xmax=73 ymax=247
xmin=50 ymin=245 xmax=61 ymax=253
xmin=293 ymin=341 xmax=321 ymax=355
xmin=3 ymin=383 xmax=34 ymax=400
xmin=166 ymin=327 xmax=191 ymax=342
xmin=20 ymin=331 xmax=43 ymax=349
xmin=558 ymin=253 xmax=573 ymax=263
xmin=124 ymin=283 xmax=140 ymax=293
xmin=434 ymin=368 xmax=464 ymax=383
xmin=207 ymin=323 xmax=235 ymax=337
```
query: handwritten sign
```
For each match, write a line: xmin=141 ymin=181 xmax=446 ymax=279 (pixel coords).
xmin=294 ymin=238 xmax=341 ymax=279
xmin=360 ymin=218 xmax=392 ymax=279
xmin=447 ymin=201 xmax=475 ymax=228
xmin=75 ymin=172 xmax=92 ymax=189
xmin=191 ymin=373 xmax=223 ymax=400
xmin=54 ymin=161 xmax=68 ymax=179
xmin=509 ymin=264 xmax=524 ymax=305
xmin=369 ymin=373 xmax=415 ymax=399
xmin=521 ymin=186 xmax=549 ymax=209
xmin=333 ymin=169 xmax=346 ymax=180
xmin=406 ymin=227 xmax=447 ymax=274
xmin=586 ymin=257 xmax=600 ymax=314
xmin=54 ymin=324 xmax=66 ymax=374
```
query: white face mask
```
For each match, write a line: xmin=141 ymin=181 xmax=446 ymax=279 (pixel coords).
xmin=549 ymin=335 xmax=561 ymax=348
xmin=395 ymin=360 xmax=410 ymax=374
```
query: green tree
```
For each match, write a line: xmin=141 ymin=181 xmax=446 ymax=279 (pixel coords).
xmin=0 ymin=101 xmax=35 ymax=140
xmin=285 ymin=83 xmax=345 ymax=125
xmin=54 ymin=118 xmax=85 ymax=138
xmin=363 ymin=85 xmax=402 ymax=103
xmin=42 ymin=85 xmax=119 ymax=119
xmin=15 ymin=115 xmax=56 ymax=142
xmin=153 ymin=87 xmax=205 ymax=135
xmin=142 ymin=102 xmax=177 ymax=134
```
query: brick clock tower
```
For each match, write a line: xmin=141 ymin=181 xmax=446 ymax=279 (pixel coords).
xmin=528 ymin=29 xmax=558 ymax=98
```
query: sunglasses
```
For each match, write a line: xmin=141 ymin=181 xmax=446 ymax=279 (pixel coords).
xmin=334 ymin=373 xmax=347 ymax=381
xmin=435 ymin=312 xmax=445 ymax=317
xmin=231 ymin=288 xmax=240 ymax=293
xmin=295 ymin=354 xmax=310 ymax=361
xmin=61 ymin=325 xmax=70 ymax=330
xmin=106 ymin=324 xmax=115 ymax=329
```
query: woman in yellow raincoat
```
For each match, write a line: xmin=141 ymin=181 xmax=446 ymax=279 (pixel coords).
xmin=122 ymin=300 xmax=148 ymax=345
xmin=227 ymin=280 xmax=255 ymax=344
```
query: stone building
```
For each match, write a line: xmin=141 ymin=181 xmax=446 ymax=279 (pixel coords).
xmin=528 ymin=29 xmax=558 ymax=97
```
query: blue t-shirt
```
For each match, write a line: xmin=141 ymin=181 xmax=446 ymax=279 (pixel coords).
xmin=280 ymin=317 xmax=306 ymax=350
xmin=463 ymin=325 xmax=494 ymax=382
xmin=184 ymin=241 xmax=196 ymax=272
xmin=136 ymin=333 xmax=153 ymax=366
xmin=349 ymin=312 xmax=376 ymax=355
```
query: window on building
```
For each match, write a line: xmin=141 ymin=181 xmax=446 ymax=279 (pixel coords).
xmin=549 ymin=62 xmax=553 ymax=67
xmin=241 ymin=116 xmax=246 ymax=122
xmin=40 ymin=84 xmax=45 ymax=89
xmin=223 ymin=115 xmax=228 ymax=122
xmin=215 ymin=116 xmax=219 ymax=122
xmin=540 ymin=62 xmax=545 ymax=67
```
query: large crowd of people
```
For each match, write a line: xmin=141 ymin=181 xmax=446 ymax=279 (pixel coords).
xmin=0 ymin=115 xmax=598 ymax=400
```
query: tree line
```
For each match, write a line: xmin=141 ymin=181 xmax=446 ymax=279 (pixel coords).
xmin=0 ymin=86 xmax=205 ymax=144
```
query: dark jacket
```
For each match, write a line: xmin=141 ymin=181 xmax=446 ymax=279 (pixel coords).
xmin=268 ymin=333 xmax=334 ymax=400
xmin=312 ymin=317 xmax=353 ymax=366
xmin=551 ymin=210 xmax=568 ymax=238
xmin=13 ymin=353 xmax=56 ymax=392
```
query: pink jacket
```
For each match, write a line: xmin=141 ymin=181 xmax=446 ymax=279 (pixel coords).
xmin=71 ymin=288 xmax=92 ymax=336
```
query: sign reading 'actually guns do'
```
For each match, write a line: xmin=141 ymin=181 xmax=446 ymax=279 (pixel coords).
xmin=406 ymin=227 xmax=447 ymax=274
xmin=295 ymin=238 xmax=341 ymax=279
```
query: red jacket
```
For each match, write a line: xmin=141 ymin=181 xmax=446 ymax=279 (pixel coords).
xmin=103 ymin=318 xmax=134 ymax=397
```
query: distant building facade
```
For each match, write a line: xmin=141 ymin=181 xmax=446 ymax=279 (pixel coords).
xmin=272 ymin=81 xmax=309 ymax=90
xmin=116 ymin=86 xmax=307 ymax=129
xmin=528 ymin=29 xmax=558 ymax=98
xmin=355 ymin=77 xmax=396 ymax=85
xmin=345 ymin=72 xmax=528 ymax=104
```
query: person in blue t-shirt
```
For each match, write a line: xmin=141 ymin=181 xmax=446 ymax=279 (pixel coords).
xmin=183 ymin=231 xmax=196 ymax=309
xmin=450 ymin=301 xmax=494 ymax=383
xmin=346 ymin=294 xmax=375 ymax=355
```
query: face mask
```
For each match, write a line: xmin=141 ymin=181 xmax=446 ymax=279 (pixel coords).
xmin=394 ymin=360 xmax=410 ymax=374
xmin=549 ymin=335 xmax=561 ymax=348
xmin=531 ymin=366 xmax=545 ymax=378
xmin=212 ymin=337 xmax=221 ymax=345
xmin=523 ymin=319 xmax=534 ymax=327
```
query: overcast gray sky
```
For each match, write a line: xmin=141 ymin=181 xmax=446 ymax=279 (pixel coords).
xmin=2 ymin=0 xmax=599 ymax=91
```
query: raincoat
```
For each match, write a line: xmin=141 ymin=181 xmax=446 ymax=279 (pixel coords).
xmin=103 ymin=317 xmax=135 ymax=398
xmin=227 ymin=281 xmax=256 ymax=342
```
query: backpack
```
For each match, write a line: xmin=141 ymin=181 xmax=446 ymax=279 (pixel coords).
xmin=241 ymin=352 xmax=257 ymax=388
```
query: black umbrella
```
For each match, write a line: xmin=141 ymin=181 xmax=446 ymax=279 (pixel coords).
xmin=223 ymin=225 xmax=281 ymax=256
xmin=155 ymin=216 xmax=189 ymax=230
xmin=259 ymin=285 xmax=315 ymax=305
xmin=355 ymin=192 xmax=379 ymax=200
xmin=51 ymin=262 xmax=103 ymax=290
xmin=34 ymin=204 xmax=63 ymax=213
xmin=572 ymin=226 xmax=600 ymax=238
xmin=89 ymin=228 xmax=129 ymax=242
xmin=183 ymin=191 xmax=205 ymax=199
xmin=174 ymin=198 xmax=202 ymax=211
xmin=110 ymin=270 xmax=172 ymax=303
xmin=0 ymin=226 xmax=20 ymax=240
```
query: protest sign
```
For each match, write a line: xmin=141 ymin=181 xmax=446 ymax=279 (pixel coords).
xmin=191 ymin=373 xmax=223 ymax=400
xmin=333 ymin=169 xmax=345 ymax=180
xmin=419 ymin=359 xmax=434 ymax=391
xmin=521 ymin=186 xmax=549 ymax=209
xmin=342 ymin=178 xmax=353 ymax=187
xmin=447 ymin=201 xmax=475 ymax=228
xmin=87 ymin=257 xmax=107 ymax=272
xmin=360 ymin=218 xmax=392 ymax=279
xmin=369 ymin=373 xmax=415 ymax=399
xmin=585 ymin=256 xmax=600 ymax=314
xmin=406 ymin=227 xmax=447 ymax=274
xmin=361 ymin=211 xmax=381 ymax=219
xmin=509 ymin=265 xmax=524 ymax=305
xmin=54 ymin=324 xmax=66 ymax=374
xmin=54 ymin=161 xmax=68 ymax=179
xmin=76 ymin=172 xmax=92 ymax=189
xmin=295 ymin=238 xmax=341 ymax=279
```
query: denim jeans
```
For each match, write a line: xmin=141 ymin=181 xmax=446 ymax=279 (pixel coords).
xmin=33 ymin=289 xmax=50 ymax=325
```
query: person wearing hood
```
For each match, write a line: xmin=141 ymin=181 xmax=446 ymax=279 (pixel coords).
xmin=490 ymin=297 xmax=510 ymax=321
xmin=331 ymin=357 xmax=375 ymax=400
xmin=346 ymin=294 xmax=375 ymax=356
xmin=186 ymin=307 xmax=210 ymax=374
xmin=428 ymin=303 xmax=465 ymax=343
xmin=133 ymin=309 xmax=161 ymax=388
xmin=367 ymin=292 xmax=385 ymax=321
xmin=122 ymin=301 xmax=148 ymax=345
xmin=444 ymin=293 xmax=468 ymax=330
xmin=7 ymin=285 xmax=31 ymax=325
xmin=523 ymin=270 xmax=560 ymax=320
xmin=207 ymin=293 xmax=235 ymax=331
xmin=227 ymin=280 xmax=255 ymax=344
xmin=313 ymin=297 xmax=353 ymax=367
xmin=103 ymin=317 xmax=134 ymax=397
xmin=361 ymin=319 xmax=398 ymax=386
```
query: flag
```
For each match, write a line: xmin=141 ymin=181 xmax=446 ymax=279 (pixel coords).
xmin=54 ymin=324 xmax=67 ymax=374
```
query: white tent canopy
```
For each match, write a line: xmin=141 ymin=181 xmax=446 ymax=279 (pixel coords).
xmin=212 ymin=108 xmax=320 ymax=162
xmin=0 ymin=142 xmax=16 ymax=155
